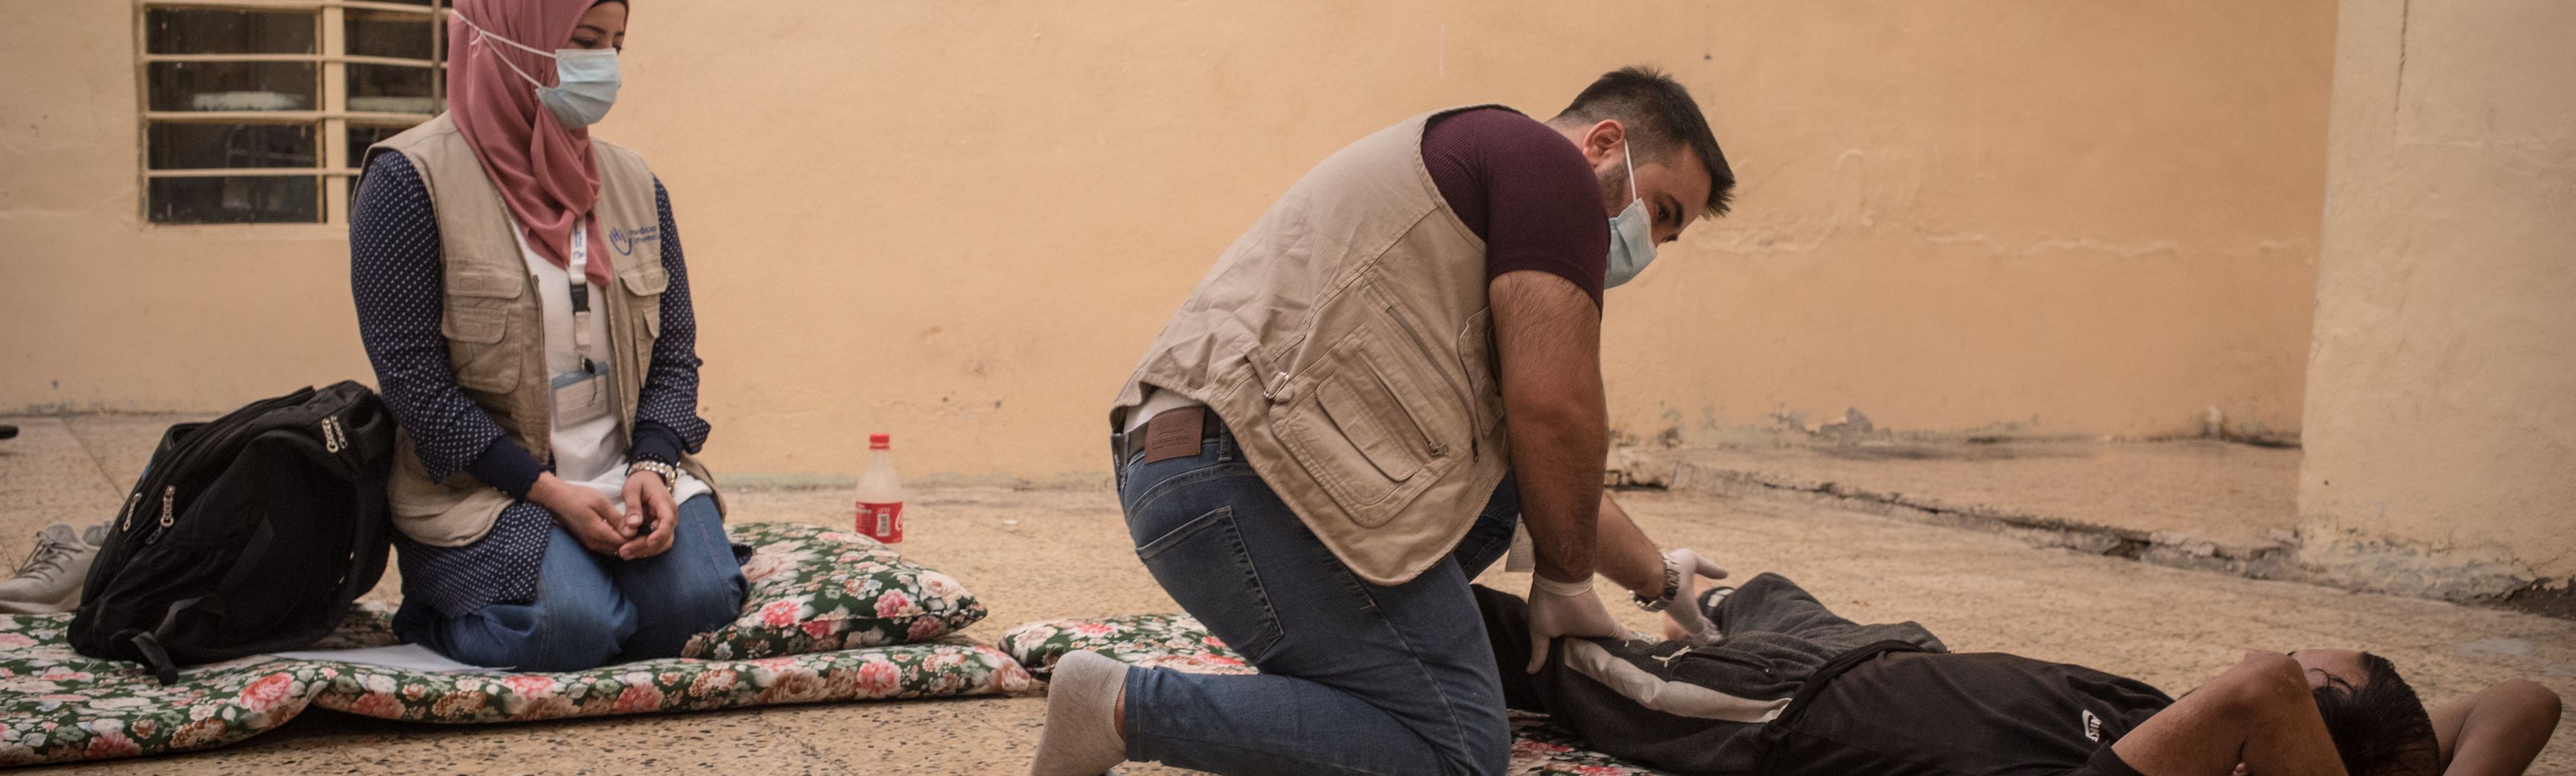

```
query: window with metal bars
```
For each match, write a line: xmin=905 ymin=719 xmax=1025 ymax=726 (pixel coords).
xmin=139 ymin=0 xmax=445 ymax=225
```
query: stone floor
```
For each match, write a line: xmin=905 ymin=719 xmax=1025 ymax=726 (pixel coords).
xmin=4 ymin=414 xmax=2570 ymax=775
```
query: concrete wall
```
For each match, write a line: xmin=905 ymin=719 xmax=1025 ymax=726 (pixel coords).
xmin=2 ymin=1 xmax=2336 ymax=482
xmin=2296 ymin=0 xmax=2576 ymax=597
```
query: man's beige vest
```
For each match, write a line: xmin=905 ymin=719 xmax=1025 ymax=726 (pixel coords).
xmin=1112 ymin=106 xmax=1513 ymax=586
xmin=362 ymin=113 xmax=716 ymax=548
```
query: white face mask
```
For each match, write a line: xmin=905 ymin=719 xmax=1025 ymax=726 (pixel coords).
xmin=454 ymin=12 xmax=621 ymax=128
xmin=1604 ymin=145 xmax=1658 ymax=288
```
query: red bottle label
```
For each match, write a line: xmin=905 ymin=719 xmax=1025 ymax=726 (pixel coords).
xmin=855 ymin=501 xmax=904 ymax=544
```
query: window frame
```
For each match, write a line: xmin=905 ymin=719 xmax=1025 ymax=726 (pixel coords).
xmin=134 ymin=0 xmax=446 ymax=227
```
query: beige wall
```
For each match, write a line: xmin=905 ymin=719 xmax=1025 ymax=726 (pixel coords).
xmin=1 ymin=1 xmax=362 ymax=417
xmin=2296 ymin=0 xmax=2576 ymax=597
xmin=3 ymin=1 xmax=2335 ymax=483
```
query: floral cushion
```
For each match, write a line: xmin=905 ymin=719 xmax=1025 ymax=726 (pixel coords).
xmin=681 ymin=522 xmax=986 ymax=660
xmin=997 ymin=615 xmax=1672 ymax=776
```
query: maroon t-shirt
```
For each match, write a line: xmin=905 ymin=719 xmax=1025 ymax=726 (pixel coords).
xmin=1423 ymin=108 xmax=1609 ymax=308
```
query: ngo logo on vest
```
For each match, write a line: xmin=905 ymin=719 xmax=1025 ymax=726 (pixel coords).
xmin=609 ymin=225 xmax=662 ymax=256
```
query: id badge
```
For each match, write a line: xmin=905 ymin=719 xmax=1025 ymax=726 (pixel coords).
xmin=551 ymin=362 xmax=613 ymax=425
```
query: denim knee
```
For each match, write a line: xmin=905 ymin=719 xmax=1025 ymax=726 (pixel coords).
xmin=666 ymin=576 xmax=746 ymax=633
xmin=523 ymin=597 xmax=631 ymax=672
xmin=1454 ymin=712 xmax=1512 ymax=776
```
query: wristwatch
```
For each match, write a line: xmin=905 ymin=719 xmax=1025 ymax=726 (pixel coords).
xmin=628 ymin=458 xmax=678 ymax=488
xmin=1633 ymin=553 xmax=1682 ymax=612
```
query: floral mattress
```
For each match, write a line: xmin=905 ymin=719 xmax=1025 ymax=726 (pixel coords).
xmin=0 ymin=521 xmax=1032 ymax=767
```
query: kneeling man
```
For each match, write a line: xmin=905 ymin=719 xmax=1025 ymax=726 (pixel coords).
xmin=1033 ymin=67 xmax=1737 ymax=775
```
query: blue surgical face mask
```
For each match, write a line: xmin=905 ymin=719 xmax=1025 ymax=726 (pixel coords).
xmin=1605 ymin=146 xmax=1658 ymax=288
xmin=456 ymin=13 xmax=621 ymax=128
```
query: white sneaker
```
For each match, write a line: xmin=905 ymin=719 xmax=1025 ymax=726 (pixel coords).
xmin=0 ymin=521 xmax=108 ymax=614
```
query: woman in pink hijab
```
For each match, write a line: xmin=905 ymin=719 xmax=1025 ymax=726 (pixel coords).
xmin=348 ymin=0 xmax=744 ymax=672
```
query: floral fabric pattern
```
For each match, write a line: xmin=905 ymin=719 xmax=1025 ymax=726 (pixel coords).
xmin=0 ymin=522 xmax=1030 ymax=769
xmin=997 ymin=614 xmax=1674 ymax=776
xmin=1 ymin=605 xmax=1028 ymax=767
xmin=996 ymin=613 xmax=1254 ymax=678
xmin=683 ymin=522 xmax=987 ymax=660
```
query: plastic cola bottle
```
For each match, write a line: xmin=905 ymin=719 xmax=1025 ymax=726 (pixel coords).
xmin=853 ymin=433 xmax=905 ymax=546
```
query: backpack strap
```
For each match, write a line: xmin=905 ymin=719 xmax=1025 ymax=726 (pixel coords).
xmin=127 ymin=630 xmax=180 ymax=686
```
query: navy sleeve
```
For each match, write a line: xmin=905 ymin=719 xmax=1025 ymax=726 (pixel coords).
xmin=627 ymin=177 xmax=711 ymax=466
xmin=349 ymin=152 xmax=546 ymax=497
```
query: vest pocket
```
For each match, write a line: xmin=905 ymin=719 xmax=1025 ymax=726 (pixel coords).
xmin=1318 ymin=373 xmax=1429 ymax=482
xmin=621 ymin=268 xmax=667 ymax=370
xmin=442 ymin=261 xmax=524 ymax=394
xmin=439 ymin=305 xmax=518 ymax=392
xmin=1274 ymin=326 xmax=1456 ymax=529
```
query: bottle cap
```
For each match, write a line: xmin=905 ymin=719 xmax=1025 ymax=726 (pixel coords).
xmin=869 ymin=433 xmax=891 ymax=449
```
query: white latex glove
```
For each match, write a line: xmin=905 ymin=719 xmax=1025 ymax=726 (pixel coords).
xmin=1657 ymin=549 xmax=1731 ymax=646
xmin=1525 ymin=573 xmax=1625 ymax=674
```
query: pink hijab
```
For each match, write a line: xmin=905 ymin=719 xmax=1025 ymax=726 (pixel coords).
xmin=446 ymin=0 xmax=618 ymax=286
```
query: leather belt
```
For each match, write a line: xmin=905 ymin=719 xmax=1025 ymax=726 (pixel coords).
xmin=1110 ymin=408 xmax=1227 ymax=463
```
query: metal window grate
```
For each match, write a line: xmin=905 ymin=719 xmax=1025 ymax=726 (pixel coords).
xmin=138 ymin=0 xmax=445 ymax=225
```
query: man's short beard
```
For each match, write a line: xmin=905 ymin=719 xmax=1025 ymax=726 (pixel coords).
xmin=1598 ymin=162 xmax=1633 ymax=213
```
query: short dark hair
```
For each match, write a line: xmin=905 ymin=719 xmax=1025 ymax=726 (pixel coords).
xmin=2313 ymin=653 xmax=2441 ymax=776
xmin=1550 ymin=66 xmax=1736 ymax=217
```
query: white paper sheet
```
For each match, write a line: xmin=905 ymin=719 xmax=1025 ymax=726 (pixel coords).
xmin=266 ymin=643 xmax=512 ymax=673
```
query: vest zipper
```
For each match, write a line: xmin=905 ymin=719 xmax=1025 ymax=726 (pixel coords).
xmin=1385 ymin=305 xmax=1479 ymax=460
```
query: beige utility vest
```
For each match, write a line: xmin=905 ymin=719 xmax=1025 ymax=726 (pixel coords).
xmin=1112 ymin=106 xmax=1513 ymax=586
xmin=362 ymin=113 xmax=716 ymax=548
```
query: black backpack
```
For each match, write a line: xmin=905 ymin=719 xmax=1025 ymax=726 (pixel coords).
xmin=70 ymin=381 xmax=397 ymax=683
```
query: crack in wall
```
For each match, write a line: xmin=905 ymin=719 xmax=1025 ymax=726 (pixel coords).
xmin=2393 ymin=0 xmax=2411 ymax=119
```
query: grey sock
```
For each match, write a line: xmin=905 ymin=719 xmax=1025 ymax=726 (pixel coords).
xmin=1030 ymin=651 xmax=1130 ymax=776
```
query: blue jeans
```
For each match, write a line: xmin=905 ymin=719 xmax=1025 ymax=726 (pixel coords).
xmin=394 ymin=493 xmax=747 ymax=672
xmin=1115 ymin=426 xmax=1523 ymax=776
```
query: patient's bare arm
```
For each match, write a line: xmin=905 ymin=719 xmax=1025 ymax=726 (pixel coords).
xmin=2113 ymin=652 xmax=2349 ymax=776
xmin=2432 ymin=679 xmax=2561 ymax=776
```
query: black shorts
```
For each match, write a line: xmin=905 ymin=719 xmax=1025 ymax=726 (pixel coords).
xmin=2066 ymin=744 xmax=2149 ymax=776
xmin=1763 ymin=652 xmax=2175 ymax=776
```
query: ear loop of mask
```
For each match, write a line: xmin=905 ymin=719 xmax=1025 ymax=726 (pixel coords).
xmin=1622 ymin=141 xmax=1640 ymax=206
xmin=452 ymin=12 xmax=555 ymax=89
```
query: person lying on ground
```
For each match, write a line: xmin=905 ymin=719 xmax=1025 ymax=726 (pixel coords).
xmin=1476 ymin=572 xmax=2562 ymax=776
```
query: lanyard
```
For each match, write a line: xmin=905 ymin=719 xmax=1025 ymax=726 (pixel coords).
xmin=567 ymin=227 xmax=596 ymax=374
